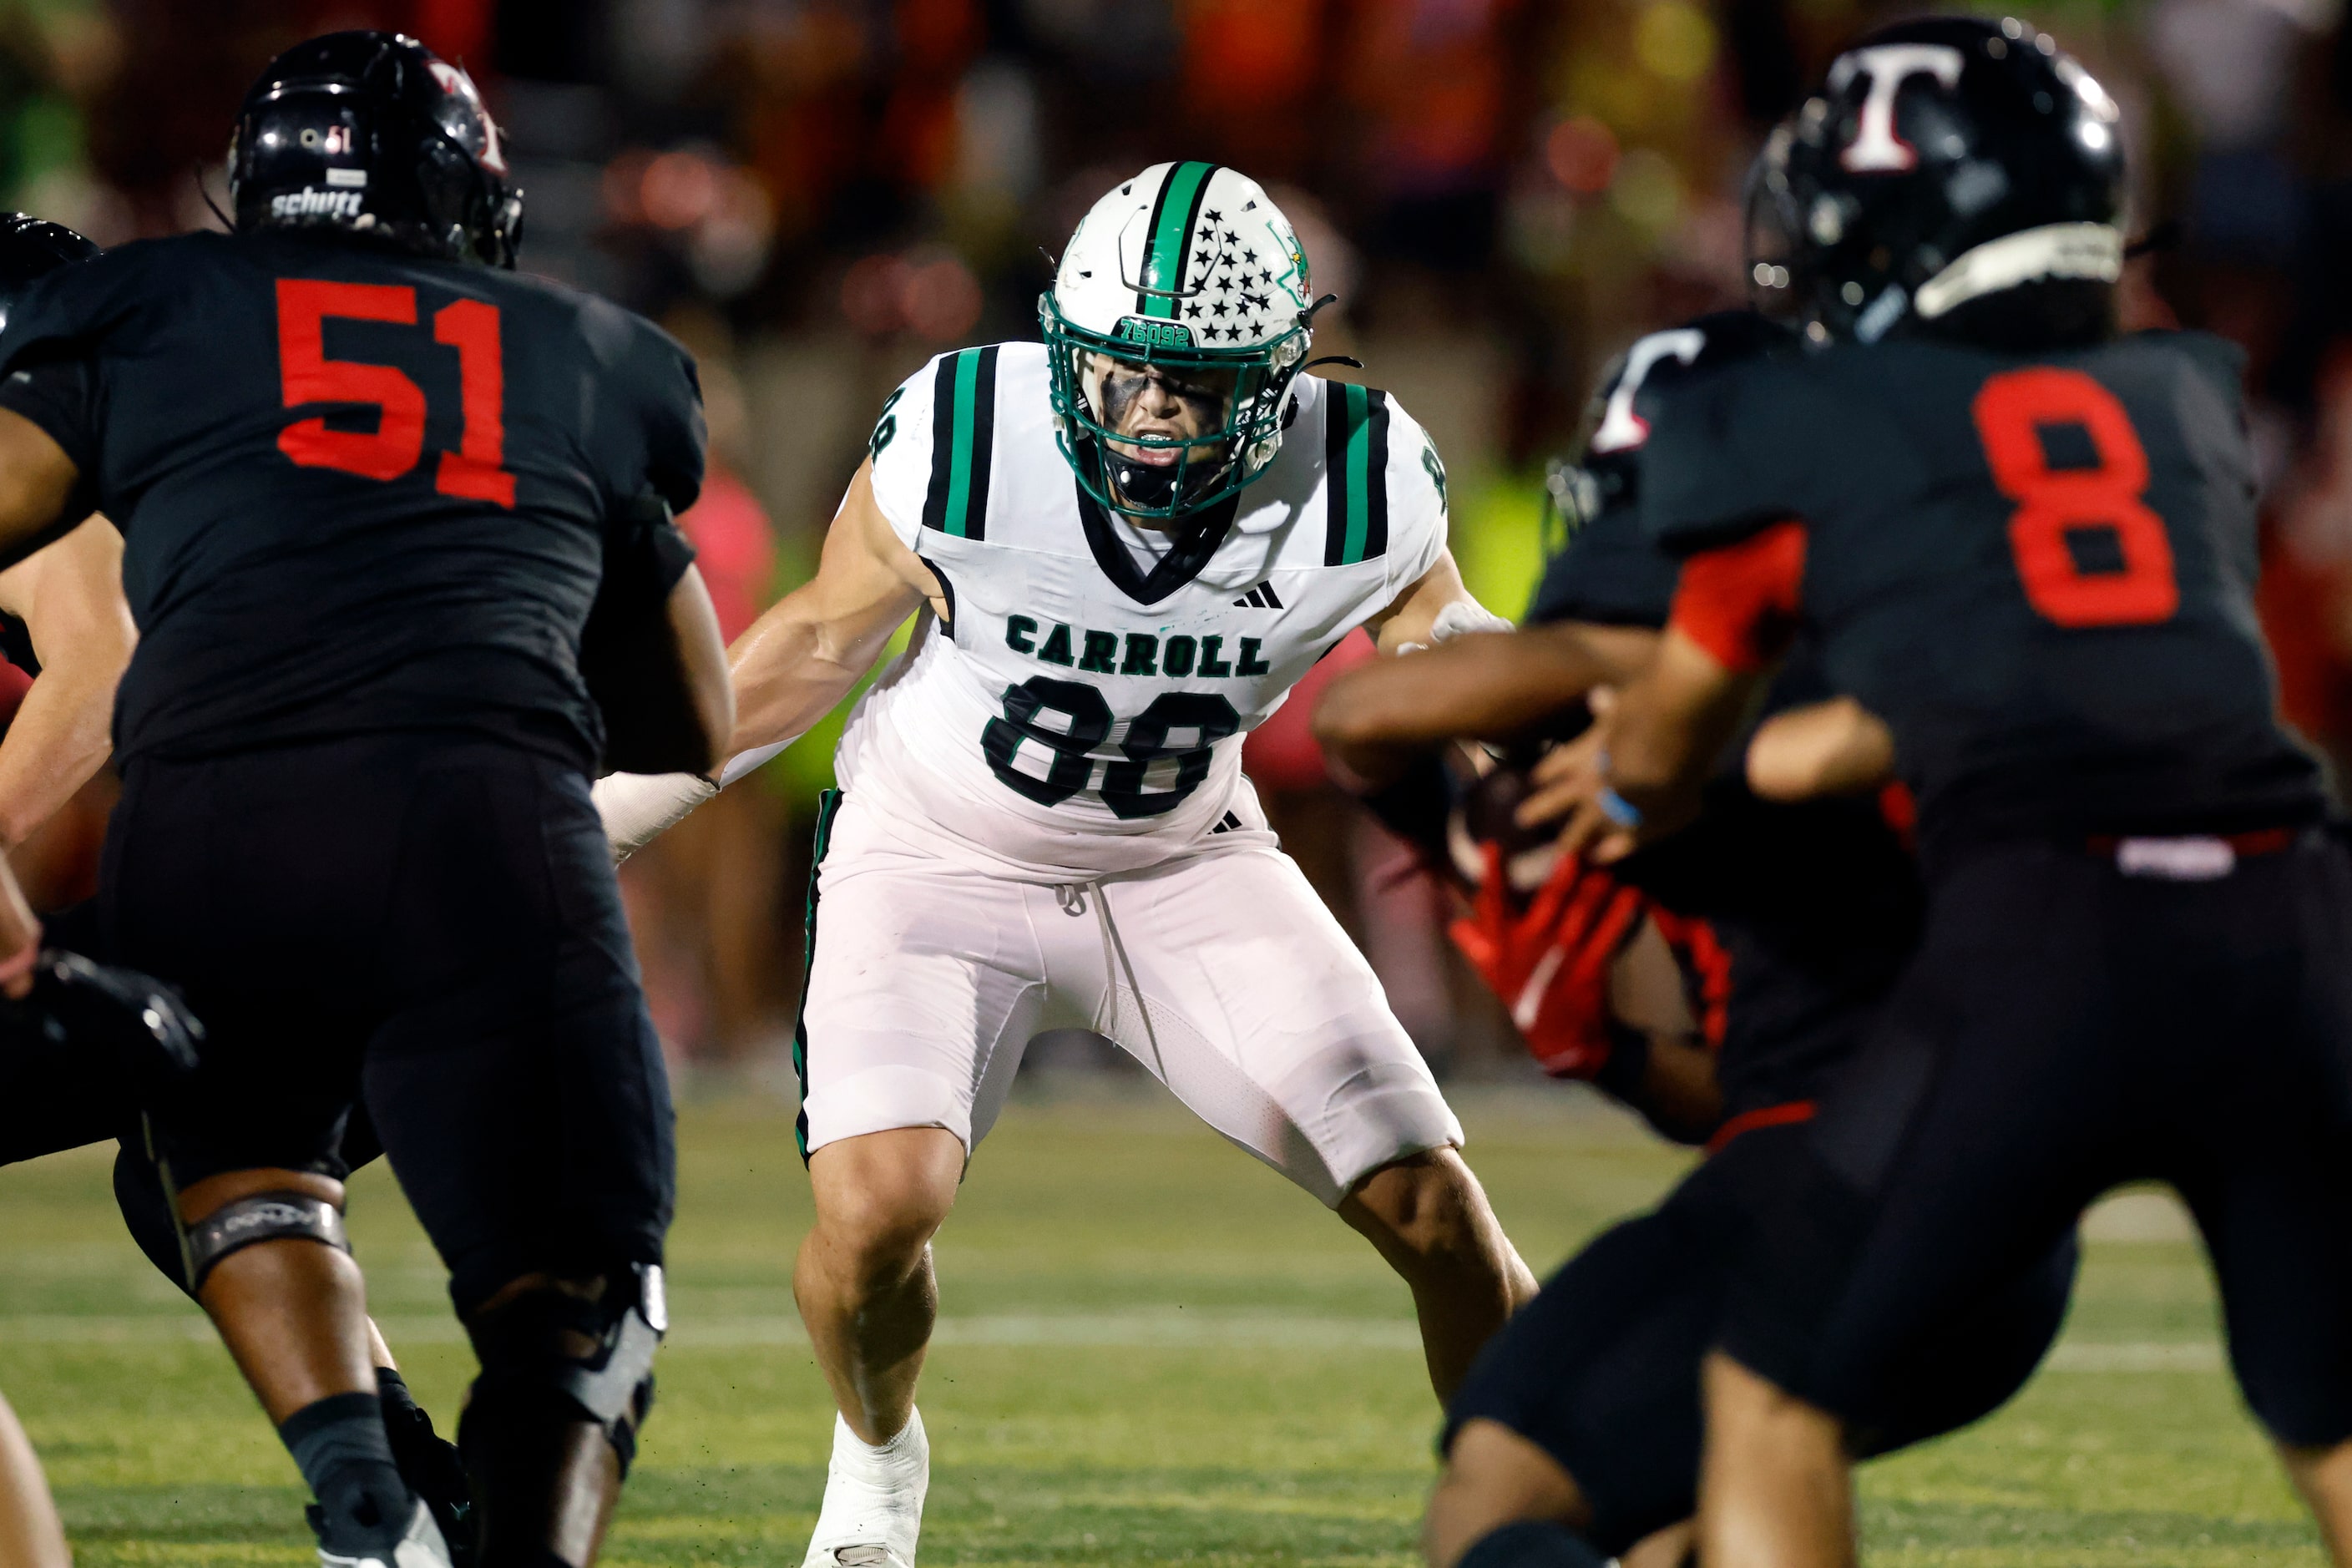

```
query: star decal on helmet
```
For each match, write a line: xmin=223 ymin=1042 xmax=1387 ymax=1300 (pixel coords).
xmin=1203 ymin=208 xmax=1222 ymax=223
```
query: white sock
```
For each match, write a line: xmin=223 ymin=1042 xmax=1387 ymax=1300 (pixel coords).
xmin=839 ymin=1409 xmax=924 ymax=1463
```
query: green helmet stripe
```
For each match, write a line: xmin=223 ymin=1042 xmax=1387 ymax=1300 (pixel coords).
xmin=1137 ymin=161 xmax=1218 ymax=320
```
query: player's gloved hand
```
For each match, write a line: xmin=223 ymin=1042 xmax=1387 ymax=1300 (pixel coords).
xmin=0 ymin=949 xmax=205 ymax=1090
xmin=593 ymin=770 xmax=717 ymax=864
xmin=1394 ymin=597 xmax=1512 ymax=655
xmin=1449 ymin=842 xmax=1647 ymax=1078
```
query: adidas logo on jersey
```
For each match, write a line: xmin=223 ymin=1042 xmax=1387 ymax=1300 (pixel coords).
xmin=1005 ymin=616 xmax=1272 ymax=679
xmin=1232 ymin=583 xmax=1283 ymax=609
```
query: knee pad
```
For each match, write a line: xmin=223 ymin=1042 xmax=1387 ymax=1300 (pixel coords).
xmin=179 ymin=1190 xmax=350 ymax=1293
xmin=129 ymin=1113 xmax=352 ymax=1294
xmin=462 ymin=1262 xmax=665 ymax=1475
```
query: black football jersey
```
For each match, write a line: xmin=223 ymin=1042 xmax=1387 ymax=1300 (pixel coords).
xmin=1642 ymin=331 xmax=2326 ymax=862
xmin=1528 ymin=350 xmax=1921 ymax=1118
xmin=1528 ymin=495 xmax=1680 ymax=629
xmin=0 ymin=230 xmax=704 ymax=769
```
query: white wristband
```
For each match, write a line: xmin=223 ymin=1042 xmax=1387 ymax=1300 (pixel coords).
xmin=593 ymin=771 xmax=719 ymax=864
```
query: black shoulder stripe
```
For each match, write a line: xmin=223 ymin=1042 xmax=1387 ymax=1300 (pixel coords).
xmin=921 ymin=353 xmax=958 ymax=534
xmin=920 ymin=346 xmax=999 ymax=540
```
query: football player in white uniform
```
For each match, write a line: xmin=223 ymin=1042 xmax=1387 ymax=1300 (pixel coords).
xmin=599 ymin=163 xmax=1539 ymax=1568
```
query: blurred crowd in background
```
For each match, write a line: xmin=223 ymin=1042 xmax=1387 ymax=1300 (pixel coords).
xmin=3 ymin=0 xmax=2352 ymax=1087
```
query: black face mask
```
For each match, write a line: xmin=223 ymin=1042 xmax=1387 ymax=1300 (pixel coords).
xmin=1110 ymin=456 xmax=1181 ymax=511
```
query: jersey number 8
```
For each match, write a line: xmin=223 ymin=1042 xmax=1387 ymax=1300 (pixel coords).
xmin=1971 ymin=367 xmax=2177 ymax=630
xmin=275 ymin=279 xmax=518 ymax=508
xmin=982 ymin=678 xmax=1241 ymax=819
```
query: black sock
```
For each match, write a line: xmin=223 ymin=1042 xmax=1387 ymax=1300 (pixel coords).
xmin=280 ymin=1391 xmax=413 ymax=1555
xmin=1457 ymin=1520 xmax=1610 ymax=1568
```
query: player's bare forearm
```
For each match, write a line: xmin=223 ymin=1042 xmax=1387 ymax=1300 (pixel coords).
xmin=667 ymin=564 xmax=733 ymax=774
xmin=0 ymin=661 xmax=119 ymax=848
xmin=1362 ymin=549 xmax=1485 ymax=655
xmin=1314 ymin=624 xmax=1655 ymax=787
xmin=1522 ymin=630 xmax=1768 ymax=862
xmin=724 ymin=461 xmax=928 ymax=758
xmin=1746 ymin=695 xmax=1895 ymax=802
xmin=0 ymin=411 xmax=86 ymax=571
xmin=0 ymin=517 xmax=133 ymax=847
xmin=1623 ymin=1031 xmax=1726 ymax=1145
xmin=1607 ymin=630 xmax=1764 ymax=815
xmin=724 ymin=575 xmax=918 ymax=755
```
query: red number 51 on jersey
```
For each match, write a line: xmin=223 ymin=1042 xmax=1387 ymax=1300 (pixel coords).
xmin=275 ymin=277 xmax=517 ymax=508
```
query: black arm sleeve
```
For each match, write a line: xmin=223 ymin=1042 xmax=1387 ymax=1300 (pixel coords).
xmin=0 ymin=356 xmax=101 ymax=524
xmin=580 ymin=309 xmax=712 ymax=773
xmin=1527 ymin=499 xmax=1678 ymax=629
xmin=1641 ymin=361 xmax=1810 ymax=557
xmin=580 ymin=492 xmax=704 ymax=772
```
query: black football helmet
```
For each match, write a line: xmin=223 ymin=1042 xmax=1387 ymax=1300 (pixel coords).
xmin=0 ymin=214 xmax=97 ymax=334
xmin=230 ymin=31 xmax=521 ymax=268
xmin=1749 ymin=15 xmax=2125 ymax=345
xmin=1545 ymin=309 xmax=1795 ymax=554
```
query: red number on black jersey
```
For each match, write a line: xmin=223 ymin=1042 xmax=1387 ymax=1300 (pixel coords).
xmin=1971 ymin=367 xmax=2177 ymax=629
xmin=275 ymin=280 xmax=518 ymax=508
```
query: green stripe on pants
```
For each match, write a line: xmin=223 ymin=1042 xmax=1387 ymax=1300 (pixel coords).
xmin=792 ymin=787 xmax=846 ymax=1161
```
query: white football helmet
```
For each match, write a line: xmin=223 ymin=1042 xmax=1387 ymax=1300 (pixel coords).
xmin=1040 ymin=162 xmax=1325 ymax=519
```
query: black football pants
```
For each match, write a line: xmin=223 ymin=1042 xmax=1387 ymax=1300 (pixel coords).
xmin=1724 ymin=830 xmax=2352 ymax=1448
xmin=99 ymin=732 xmax=675 ymax=1313
xmin=1443 ymin=1122 xmax=2076 ymax=1556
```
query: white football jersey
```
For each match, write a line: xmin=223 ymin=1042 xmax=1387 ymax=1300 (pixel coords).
xmin=836 ymin=341 xmax=1449 ymax=880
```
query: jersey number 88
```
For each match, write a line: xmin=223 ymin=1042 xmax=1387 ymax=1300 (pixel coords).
xmin=982 ymin=678 xmax=1240 ymax=818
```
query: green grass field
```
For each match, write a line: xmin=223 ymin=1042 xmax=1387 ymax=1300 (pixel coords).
xmin=0 ymin=1085 xmax=2325 ymax=1565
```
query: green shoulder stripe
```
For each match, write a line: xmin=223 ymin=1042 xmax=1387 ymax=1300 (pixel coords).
xmin=1322 ymin=382 xmax=1391 ymax=566
xmin=921 ymin=345 xmax=999 ymax=539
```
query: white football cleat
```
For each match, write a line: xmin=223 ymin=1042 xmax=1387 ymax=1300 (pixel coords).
xmin=315 ymin=1498 xmax=454 ymax=1567
xmin=801 ymin=1408 xmax=930 ymax=1568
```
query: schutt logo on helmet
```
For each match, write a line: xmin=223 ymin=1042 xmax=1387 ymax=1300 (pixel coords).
xmin=230 ymin=29 xmax=524 ymax=270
